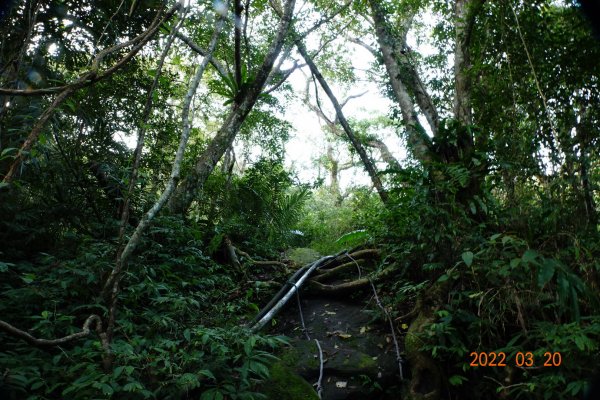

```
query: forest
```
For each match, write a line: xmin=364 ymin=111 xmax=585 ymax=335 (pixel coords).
xmin=1 ymin=0 xmax=599 ymax=399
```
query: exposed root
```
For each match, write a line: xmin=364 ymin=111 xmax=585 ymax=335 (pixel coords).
xmin=234 ymin=247 xmax=289 ymax=271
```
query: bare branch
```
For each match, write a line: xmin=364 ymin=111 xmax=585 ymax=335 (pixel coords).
xmin=175 ymin=32 xmax=230 ymax=77
xmin=0 ymin=315 xmax=103 ymax=347
xmin=340 ymin=90 xmax=368 ymax=108
xmin=263 ymin=61 xmax=299 ymax=94
xmin=346 ymin=36 xmax=378 ymax=56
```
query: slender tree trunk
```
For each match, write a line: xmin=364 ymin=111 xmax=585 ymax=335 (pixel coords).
xmin=367 ymin=0 xmax=433 ymax=163
xmin=454 ymin=0 xmax=473 ymax=125
xmin=168 ymin=0 xmax=297 ymax=215
xmin=296 ymin=40 xmax=388 ymax=203
xmin=100 ymin=13 xmax=226 ymax=369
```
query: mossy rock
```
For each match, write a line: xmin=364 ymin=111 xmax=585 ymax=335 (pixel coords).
xmin=287 ymin=248 xmax=321 ymax=265
xmin=280 ymin=340 xmax=379 ymax=378
xmin=263 ymin=362 xmax=319 ymax=400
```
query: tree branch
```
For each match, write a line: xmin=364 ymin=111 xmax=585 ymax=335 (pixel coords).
xmin=296 ymin=39 xmax=389 ymax=203
xmin=0 ymin=315 xmax=104 ymax=347
xmin=2 ymin=4 xmax=181 ymax=184
xmin=176 ymin=32 xmax=230 ymax=77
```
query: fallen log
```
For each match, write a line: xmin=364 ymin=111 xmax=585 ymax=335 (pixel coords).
xmin=309 ymin=278 xmax=370 ymax=294
xmin=234 ymin=247 xmax=288 ymax=270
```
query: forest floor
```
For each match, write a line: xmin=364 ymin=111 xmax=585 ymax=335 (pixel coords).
xmin=261 ymin=252 xmax=404 ymax=399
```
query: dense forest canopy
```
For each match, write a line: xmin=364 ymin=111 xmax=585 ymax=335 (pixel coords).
xmin=1 ymin=0 xmax=599 ymax=399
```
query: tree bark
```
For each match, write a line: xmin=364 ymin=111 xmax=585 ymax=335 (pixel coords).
xmin=168 ymin=0 xmax=297 ymax=215
xmin=453 ymin=0 xmax=483 ymax=125
xmin=367 ymin=0 xmax=433 ymax=163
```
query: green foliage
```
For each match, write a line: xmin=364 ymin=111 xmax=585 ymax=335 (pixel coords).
xmin=295 ymin=187 xmax=381 ymax=254
xmin=0 ymin=216 xmax=287 ymax=399
xmin=199 ymin=158 xmax=310 ymax=255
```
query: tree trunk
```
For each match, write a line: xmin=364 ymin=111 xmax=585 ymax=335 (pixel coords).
xmin=296 ymin=40 xmax=388 ymax=204
xmin=168 ymin=0 xmax=297 ymax=215
xmin=367 ymin=0 xmax=433 ymax=163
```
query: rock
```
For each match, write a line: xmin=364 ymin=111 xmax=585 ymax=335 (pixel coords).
xmin=263 ymin=362 xmax=319 ymax=400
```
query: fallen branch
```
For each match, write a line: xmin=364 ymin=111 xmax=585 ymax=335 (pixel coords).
xmin=317 ymin=249 xmax=380 ymax=271
xmin=314 ymin=339 xmax=324 ymax=399
xmin=311 ymin=258 xmax=366 ymax=282
xmin=309 ymin=277 xmax=370 ymax=294
xmin=309 ymin=266 xmax=394 ymax=295
xmin=0 ymin=314 xmax=105 ymax=347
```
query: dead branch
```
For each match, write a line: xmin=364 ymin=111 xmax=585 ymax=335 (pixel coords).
xmin=0 ymin=315 xmax=104 ymax=347
xmin=312 ymin=258 xmax=367 ymax=282
xmin=309 ymin=277 xmax=370 ymax=294
xmin=309 ymin=266 xmax=394 ymax=295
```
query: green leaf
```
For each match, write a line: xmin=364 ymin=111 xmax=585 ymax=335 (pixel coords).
xmin=469 ymin=201 xmax=476 ymax=215
xmin=335 ymin=229 xmax=370 ymax=247
xmin=0 ymin=261 xmax=15 ymax=272
xmin=538 ymin=259 xmax=556 ymax=288
xmin=522 ymin=249 xmax=538 ymax=264
xmin=448 ymin=375 xmax=467 ymax=386
xmin=30 ymin=380 xmax=45 ymax=390
xmin=184 ymin=329 xmax=191 ymax=342
xmin=461 ymin=251 xmax=474 ymax=267
xmin=123 ymin=381 xmax=143 ymax=392
xmin=199 ymin=369 xmax=215 ymax=380
xmin=100 ymin=383 xmax=114 ymax=396
xmin=1 ymin=147 xmax=17 ymax=157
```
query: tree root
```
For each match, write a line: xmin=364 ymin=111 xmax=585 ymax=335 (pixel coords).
xmin=234 ymin=247 xmax=289 ymax=270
